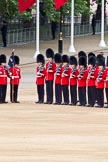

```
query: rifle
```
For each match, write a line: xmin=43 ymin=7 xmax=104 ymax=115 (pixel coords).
xmin=55 ymin=64 xmax=62 ymax=76
xmin=97 ymin=68 xmax=104 ymax=82
xmin=78 ymin=68 xmax=85 ymax=79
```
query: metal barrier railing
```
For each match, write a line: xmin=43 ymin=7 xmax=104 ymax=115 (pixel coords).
xmin=0 ymin=20 xmax=108 ymax=46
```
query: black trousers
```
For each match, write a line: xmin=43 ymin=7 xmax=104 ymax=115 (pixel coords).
xmin=46 ymin=80 xmax=53 ymax=103
xmin=62 ymin=85 xmax=69 ymax=104
xmin=10 ymin=84 xmax=18 ymax=102
xmin=78 ymin=86 xmax=86 ymax=105
xmin=70 ymin=85 xmax=77 ymax=105
xmin=105 ymin=88 xmax=108 ymax=104
xmin=96 ymin=88 xmax=104 ymax=107
xmin=2 ymin=33 xmax=7 ymax=47
xmin=52 ymin=30 xmax=55 ymax=39
xmin=55 ymin=84 xmax=62 ymax=104
xmin=88 ymin=86 xmax=96 ymax=106
xmin=0 ymin=85 xmax=7 ymax=103
xmin=37 ymin=85 xmax=44 ymax=102
xmin=92 ymin=25 xmax=96 ymax=35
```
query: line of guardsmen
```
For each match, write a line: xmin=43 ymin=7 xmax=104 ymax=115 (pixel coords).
xmin=36 ymin=48 xmax=108 ymax=108
xmin=0 ymin=54 xmax=21 ymax=104
xmin=0 ymin=49 xmax=108 ymax=108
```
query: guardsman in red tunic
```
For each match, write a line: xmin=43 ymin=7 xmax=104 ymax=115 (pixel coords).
xmin=45 ymin=48 xmax=56 ymax=104
xmin=104 ymin=56 xmax=108 ymax=108
xmin=61 ymin=55 xmax=70 ymax=105
xmin=54 ymin=53 xmax=62 ymax=105
xmin=0 ymin=54 xmax=8 ymax=103
xmin=35 ymin=54 xmax=46 ymax=104
xmin=69 ymin=56 xmax=78 ymax=106
xmin=77 ymin=50 xmax=87 ymax=70
xmin=9 ymin=55 xmax=21 ymax=103
xmin=87 ymin=55 xmax=97 ymax=107
xmin=95 ymin=54 xmax=106 ymax=108
xmin=77 ymin=56 xmax=88 ymax=106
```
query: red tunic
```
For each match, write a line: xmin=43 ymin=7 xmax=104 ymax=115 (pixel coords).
xmin=45 ymin=62 xmax=56 ymax=81
xmin=0 ymin=66 xmax=8 ymax=85
xmin=104 ymin=67 xmax=108 ymax=88
xmin=95 ymin=68 xmax=106 ymax=88
xmin=61 ymin=66 xmax=70 ymax=85
xmin=36 ymin=66 xmax=46 ymax=85
xmin=54 ymin=64 xmax=62 ymax=84
xmin=87 ymin=67 xmax=97 ymax=86
xmin=9 ymin=67 xmax=21 ymax=85
xmin=69 ymin=68 xmax=78 ymax=85
xmin=77 ymin=68 xmax=88 ymax=87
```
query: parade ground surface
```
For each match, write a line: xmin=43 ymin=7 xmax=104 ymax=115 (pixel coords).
xmin=0 ymin=34 xmax=108 ymax=162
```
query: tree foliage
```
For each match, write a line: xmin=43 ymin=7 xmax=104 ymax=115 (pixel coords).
xmin=0 ymin=0 xmax=106 ymax=22
xmin=0 ymin=0 xmax=18 ymax=20
xmin=40 ymin=0 xmax=91 ymax=22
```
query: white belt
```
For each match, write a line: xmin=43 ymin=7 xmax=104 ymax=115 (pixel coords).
xmin=0 ymin=75 xmax=7 ymax=77
xmin=37 ymin=76 xmax=42 ymax=78
xmin=12 ymin=76 xmax=19 ymax=78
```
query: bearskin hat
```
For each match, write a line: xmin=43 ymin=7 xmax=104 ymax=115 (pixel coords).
xmin=78 ymin=51 xmax=86 ymax=58
xmin=54 ymin=53 xmax=62 ymax=63
xmin=0 ymin=54 xmax=6 ymax=63
xmin=79 ymin=56 xmax=87 ymax=67
xmin=46 ymin=48 xmax=54 ymax=58
xmin=62 ymin=55 xmax=69 ymax=63
xmin=14 ymin=55 xmax=20 ymax=65
xmin=36 ymin=54 xmax=45 ymax=64
xmin=96 ymin=54 xmax=105 ymax=66
xmin=88 ymin=56 xmax=96 ymax=66
xmin=88 ymin=52 xmax=95 ymax=58
xmin=69 ymin=56 xmax=77 ymax=66
xmin=99 ymin=52 xmax=104 ymax=56
xmin=106 ymin=56 xmax=108 ymax=67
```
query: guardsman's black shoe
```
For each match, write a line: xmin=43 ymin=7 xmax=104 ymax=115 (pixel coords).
xmin=95 ymin=105 xmax=103 ymax=108
xmin=2 ymin=101 xmax=8 ymax=104
xmin=48 ymin=102 xmax=52 ymax=104
xmin=15 ymin=101 xmax=20 ymax=103
xmin=44 ymin=102 xmax=48 ymax=104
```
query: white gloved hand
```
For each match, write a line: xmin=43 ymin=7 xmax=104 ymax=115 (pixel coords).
xmin=11 ymin=76 xmax=14 ymax=79
xmin=37 ymin=72 xmax=40 ymax=75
